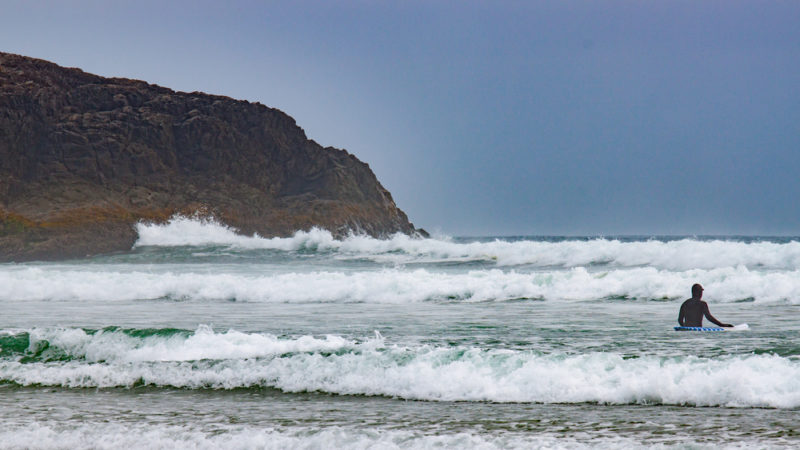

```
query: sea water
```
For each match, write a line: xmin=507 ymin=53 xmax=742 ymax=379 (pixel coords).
xmin=1 ymin=217 xmax=799 ymax=449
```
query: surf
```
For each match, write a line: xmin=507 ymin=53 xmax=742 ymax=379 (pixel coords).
xmin=132 ymin=217 xmax=800 ymax=270
xmin=3 ymin=265 xmax=800 ymax=304
xmin=2 ymin=326 xmax=799 ymax=408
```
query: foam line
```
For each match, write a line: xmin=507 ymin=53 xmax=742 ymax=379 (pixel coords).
xmin=1 ymin=265 xmax=799 ymax=303
xmin=134 ymin=217 xmax=800 ymax=270
xmin=2 ymin=327 xmax=799 ymax=408
xmin=0 ymin=423 xmax=704 ymax=450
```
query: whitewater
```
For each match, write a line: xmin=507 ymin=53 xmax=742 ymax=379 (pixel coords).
xmin=1 ymin=217 xmax=799 ymax=449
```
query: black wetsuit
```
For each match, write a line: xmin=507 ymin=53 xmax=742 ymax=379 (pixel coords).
xmin=677 ymin=298 xmax=731 ymax=327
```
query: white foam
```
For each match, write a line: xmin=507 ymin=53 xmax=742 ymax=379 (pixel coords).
xmin=133 ymin=217 xmax=800 ymax=270
xmin=23 ymin=325 xmax=364 ymax=363
xmin=2 ymin=265 xmax=800 ymax=304
xmin=0 ymin=422 xmax=712 ymax=450
xmin=134 ymin=216 xmax=340 ymax=251
xmin=3 ymin=328 xmax=800 ymax=408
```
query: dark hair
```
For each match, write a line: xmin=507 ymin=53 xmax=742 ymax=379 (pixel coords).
xmin=691 ymin=284 xmax=703 ymax=297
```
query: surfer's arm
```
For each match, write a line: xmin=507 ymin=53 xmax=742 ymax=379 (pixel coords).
xmin=677 ymin=303 xmax=686 ymax=326
xmin=703 ymin=303 xmax=733 ymax=327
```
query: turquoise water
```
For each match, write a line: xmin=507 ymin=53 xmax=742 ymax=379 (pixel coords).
xmin=1 ymin=219 xmax=799 ymax=448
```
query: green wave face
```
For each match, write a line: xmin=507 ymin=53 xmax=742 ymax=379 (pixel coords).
xmin=1 ymin=326 xmax=800 ymax=409
xmin=0 ymin=327 xmax=194 ymax=363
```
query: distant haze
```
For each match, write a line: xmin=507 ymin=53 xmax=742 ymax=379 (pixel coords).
xmin=2 ymin=1 xmax=799 ymax=236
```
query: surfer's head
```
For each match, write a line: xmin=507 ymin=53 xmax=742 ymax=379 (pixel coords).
xmin=691 ymin=283 xmax=704 ymax=298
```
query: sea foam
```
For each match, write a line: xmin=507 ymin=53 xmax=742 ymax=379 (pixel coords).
xmin=0 ymin=423 xmax=721 ymax=450
xmin=3 ymin=327 xmax=799 ymax=408
xmin=2 ymin=265 xmax=799 ymax=303
xmin=133 ymin=217 xmax=800 ymax=270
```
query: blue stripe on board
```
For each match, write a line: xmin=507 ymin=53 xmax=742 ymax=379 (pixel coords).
xmin=674 ymin=326 xmax=725 ymax=331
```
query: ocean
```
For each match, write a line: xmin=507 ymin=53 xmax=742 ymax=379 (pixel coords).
xmin=1 ymin=216 xmax=798 ymax=449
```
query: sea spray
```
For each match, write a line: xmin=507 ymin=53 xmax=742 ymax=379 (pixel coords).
xmin=2 ymin=327 xmax=799 ymax=408
xmin=3 ymin=265 xmax=800 ymax=304
xmin=134 ymin=217 xmax=800 ymax=270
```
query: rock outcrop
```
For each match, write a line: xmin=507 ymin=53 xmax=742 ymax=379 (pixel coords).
xmin=0 ymin=52 xmax=423 ymax=261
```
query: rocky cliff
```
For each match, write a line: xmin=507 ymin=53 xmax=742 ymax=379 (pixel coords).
xmin=0 ymin=52 xmax=422 ymax=261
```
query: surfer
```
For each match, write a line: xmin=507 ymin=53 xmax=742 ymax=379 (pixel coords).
xmin=677 ymin=284 xmax=733 ymax=328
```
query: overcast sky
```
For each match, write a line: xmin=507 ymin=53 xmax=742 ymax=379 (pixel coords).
xmin=2 ymin=1 xmax=799 ymax=235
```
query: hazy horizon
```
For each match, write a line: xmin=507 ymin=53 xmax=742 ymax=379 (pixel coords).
xmin=2 ymin=1 xmax=799 ymax=236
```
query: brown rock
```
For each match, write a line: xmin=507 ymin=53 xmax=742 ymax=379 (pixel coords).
xmin=0 ymin=52 xmax=424 ymax=261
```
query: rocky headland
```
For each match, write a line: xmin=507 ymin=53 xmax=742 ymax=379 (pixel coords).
xmin=0 ymin=52 xmax=423 ymax=261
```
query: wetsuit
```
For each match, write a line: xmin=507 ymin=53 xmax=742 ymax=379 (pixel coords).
xmin=677 ymin=298 xmax=731 ymax=327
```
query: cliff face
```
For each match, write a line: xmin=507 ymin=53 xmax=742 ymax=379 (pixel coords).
xmin=0 ymin=52 xmax=422 ymax=261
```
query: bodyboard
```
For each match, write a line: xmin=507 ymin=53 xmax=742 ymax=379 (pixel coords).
xmin=674 ymin=323 xmax=749 ymax=332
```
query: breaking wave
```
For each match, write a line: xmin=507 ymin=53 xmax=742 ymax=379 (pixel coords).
xmin=133 ymin=217 xmax=800 ymax=270
xmin=2 ymin=265 xmax=799 ymax=304
xmin=2 ymin=326 xmax=799 ymax=408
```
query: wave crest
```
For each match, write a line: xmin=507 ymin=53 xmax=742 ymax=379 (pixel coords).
xmin=2 ymin=327 xmax=799 ymax=408
xmin=2 ymin=265 xmax=799 ymax=304
xmin=133 ymin=217 xmax=800 ymax=270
